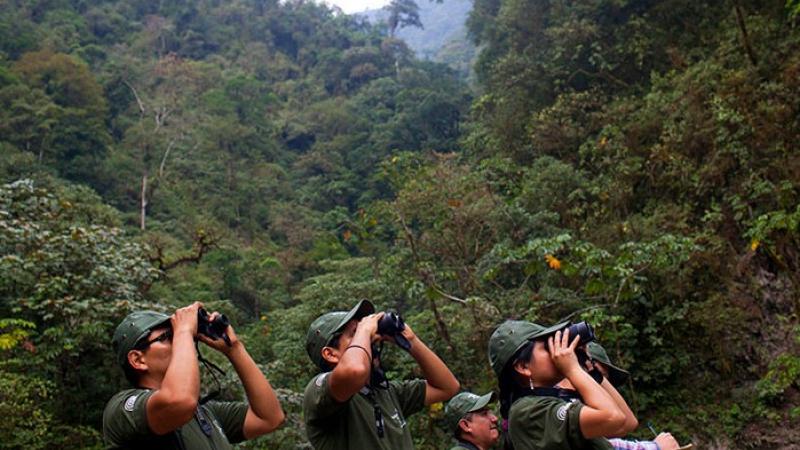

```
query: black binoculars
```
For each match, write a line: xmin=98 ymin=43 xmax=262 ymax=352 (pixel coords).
xmin=564 ymin=321 xmax=595 ymax=344
xmin=198 ymin=308 xmax=231 ymax=347
xmin=377 ymin=312 xmax=411 ymax=351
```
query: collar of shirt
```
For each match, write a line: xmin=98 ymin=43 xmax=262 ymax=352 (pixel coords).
xmin=455 ymin=439 xmax=481 ymax=450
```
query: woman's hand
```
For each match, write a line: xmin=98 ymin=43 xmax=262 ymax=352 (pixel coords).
xmin=548 ymin=329 xmax=582 ymax=376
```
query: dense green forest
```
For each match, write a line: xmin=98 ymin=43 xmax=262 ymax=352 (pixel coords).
xmin=1 ymin=0 xmax=799 ymax=448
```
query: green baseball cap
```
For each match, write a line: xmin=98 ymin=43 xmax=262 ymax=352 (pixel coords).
xmin=487 ymin=320 xmax=569 ymax=377
xmin=305 ymin=299 xmax=375 ymax=370
xmin=443 ymin=391 xmax=495 ymax=433
xmin=112 ymin=311 xmax=171 ymax=367
xmin=587 ymin=342 xmax=630 ymax=387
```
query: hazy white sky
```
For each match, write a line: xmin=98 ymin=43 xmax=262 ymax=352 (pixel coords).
xmin=324 ymin=0 xmax=391 ymax=14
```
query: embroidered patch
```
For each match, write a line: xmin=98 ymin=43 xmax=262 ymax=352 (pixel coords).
xmin=556 ymin=403 xmax=570 ymax=421
xmin=315 ymin=372 xmax=330 ymax=387
xmin=390 ymin=409 xmax=407 ymax=428
xmin=124 ymin=395 xmax=138 ymax=412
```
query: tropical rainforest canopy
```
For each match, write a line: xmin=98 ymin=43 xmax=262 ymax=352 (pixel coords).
xmin=1 ymin=0 xmax=799 ymax=448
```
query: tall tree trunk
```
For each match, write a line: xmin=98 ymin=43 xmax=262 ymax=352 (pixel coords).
xmin=733 ymin=2 xmax=758 ymax=67
xmin=140 ymin=172 xmax=148 ymax=231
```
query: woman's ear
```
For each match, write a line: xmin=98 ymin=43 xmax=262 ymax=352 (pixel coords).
xmin=513 ymin=359 xmax=531 ymax=378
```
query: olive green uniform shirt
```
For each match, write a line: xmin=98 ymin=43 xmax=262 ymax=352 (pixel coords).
xmin=449 ymin=440 xmax=479 ymax=450
xmin=303 ymin=372 xmax=427 ymax=450
xmin=103 ymin=388 xmax=248 ymax=450
xmin=508 ymin=396 xmax=613 ymax=450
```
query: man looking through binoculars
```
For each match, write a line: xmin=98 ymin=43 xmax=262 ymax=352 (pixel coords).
xmin=103 ymin=302 xmax=284 ymax=449
xmin=303 ymin=299 xmax=460 ymax=450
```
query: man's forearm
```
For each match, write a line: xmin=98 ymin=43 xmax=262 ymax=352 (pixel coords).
xmin=162 ymin=329 xmax=201 ymax=399
xmin=228 ymin=343 xmax=282 ymax=424
xmin=408 ymin=337 xmax=459 ymax=396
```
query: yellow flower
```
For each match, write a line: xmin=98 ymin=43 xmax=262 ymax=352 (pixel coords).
xmin=428 ymin=402 xmax=444 ymax=418
xmin=260 ymin=315 xmax=267 ymax=322
xmin=750 ymin=240 xmax=760 ymax=251
xmin=545 ymin=254 xmax=561 ymax=270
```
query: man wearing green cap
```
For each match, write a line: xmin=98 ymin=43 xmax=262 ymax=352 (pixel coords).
xmin=488 ymin=320 xmax=628 ymax=449
xmin=102 ymin=302 xmax=284 ymax=449
xmin=443 ymin=391 xmax=499 ymax=450
xmin=303 ymin=299 xmax=460 ymax=449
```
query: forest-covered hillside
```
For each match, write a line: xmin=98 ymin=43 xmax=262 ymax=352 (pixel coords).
xmin=1 ymin=0 xmax=799 ymax=448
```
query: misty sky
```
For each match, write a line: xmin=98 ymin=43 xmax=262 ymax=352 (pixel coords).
xmin=324 ymin=0 xmax=390 ymax=13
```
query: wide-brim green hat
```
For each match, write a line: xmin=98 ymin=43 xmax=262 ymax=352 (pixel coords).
xmin=487 ymin=320 xmax=569 ymax=377
xmin=113 ymin=311 xmax=171 ymax=367
xmin=443 ymin=391 xmax=496 ymax=433
xmin=587 ymin=342 xmax=630 ymax=387
xmin=306 ymin=299 xmax=375 ymax=370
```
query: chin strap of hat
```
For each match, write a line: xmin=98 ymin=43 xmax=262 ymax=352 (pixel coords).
xmin=195 ymin=341 xmax=227 ymax=404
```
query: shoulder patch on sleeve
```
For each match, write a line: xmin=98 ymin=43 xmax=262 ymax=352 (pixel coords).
xmin=315 ymin=372 xmax=330 ymax=387
xmin=124 ymin=394 xmax=138 ymax=412
xmin=555 ymin=402 xmax=570 ymax=421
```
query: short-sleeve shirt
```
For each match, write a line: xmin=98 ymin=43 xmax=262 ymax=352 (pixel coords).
xmin=508 ymin=396 xmax=614 ymax=450
xmin=303 ymin=372 xmax=427 ymax=450
xmin=102 ymin=388 xmax=249 ymax=450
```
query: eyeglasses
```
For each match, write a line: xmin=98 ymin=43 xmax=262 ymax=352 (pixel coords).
xmin=136 ymin=329 xmax=173 ymax=349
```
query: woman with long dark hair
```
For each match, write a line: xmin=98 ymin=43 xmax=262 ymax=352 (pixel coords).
xmin=488 ymin=320 xmax=627 ymax=450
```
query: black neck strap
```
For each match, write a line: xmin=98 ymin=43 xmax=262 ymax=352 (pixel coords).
xmin=195 ymin=341 xmax=227 ymax=404
xmin=369 ymin=342 xmax=390 ymax=389
xmin=513 ymin=386 xmax=582 ymax=403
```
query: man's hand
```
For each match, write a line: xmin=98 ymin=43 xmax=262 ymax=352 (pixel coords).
xmin=197 ymin=310 xmax=241 ymax=356
xmin=171 ymin=302 xmax=202 ymax=338
xmin=399 ymin=321 xmax=417 ymax=343
xmin=358 ymin=312 xmax=383 ymax=343
xmin=654 ymin=432 xmax=679 ymax=450
xmin=376 ymin=316 xmax=417 ymax=348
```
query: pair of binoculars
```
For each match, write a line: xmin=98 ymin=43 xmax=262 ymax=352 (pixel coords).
xmin=377 ymin=312 xmax=411 ymax=351
xmin=198 ymin=308 xmax=231 ymax=347
xmin=564 ymin=321 xmax=595 ymax=344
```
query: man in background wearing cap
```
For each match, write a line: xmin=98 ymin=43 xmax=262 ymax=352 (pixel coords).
xmin=303 ymin=300 xmax=460 ymax=449
xmin=443 ymin=391 xmax=499 ymax=450
xmin=103 ymin=302 xmax=284 ymax=449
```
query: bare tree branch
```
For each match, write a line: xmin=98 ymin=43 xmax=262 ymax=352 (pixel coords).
xmin=122 ymin=80 xmax=146 ymax=116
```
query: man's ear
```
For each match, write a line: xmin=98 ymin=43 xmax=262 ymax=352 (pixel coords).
xmin=127 ymin=350 xmax=147 ymax=371
xmin=458 ymin=417 xmax=471 ymax=434
xmin=321 ymin=346 xmax=340 ymax=366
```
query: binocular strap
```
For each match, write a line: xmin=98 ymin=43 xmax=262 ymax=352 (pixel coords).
xmin=195 ymin=341 xmax=228 ymax=404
